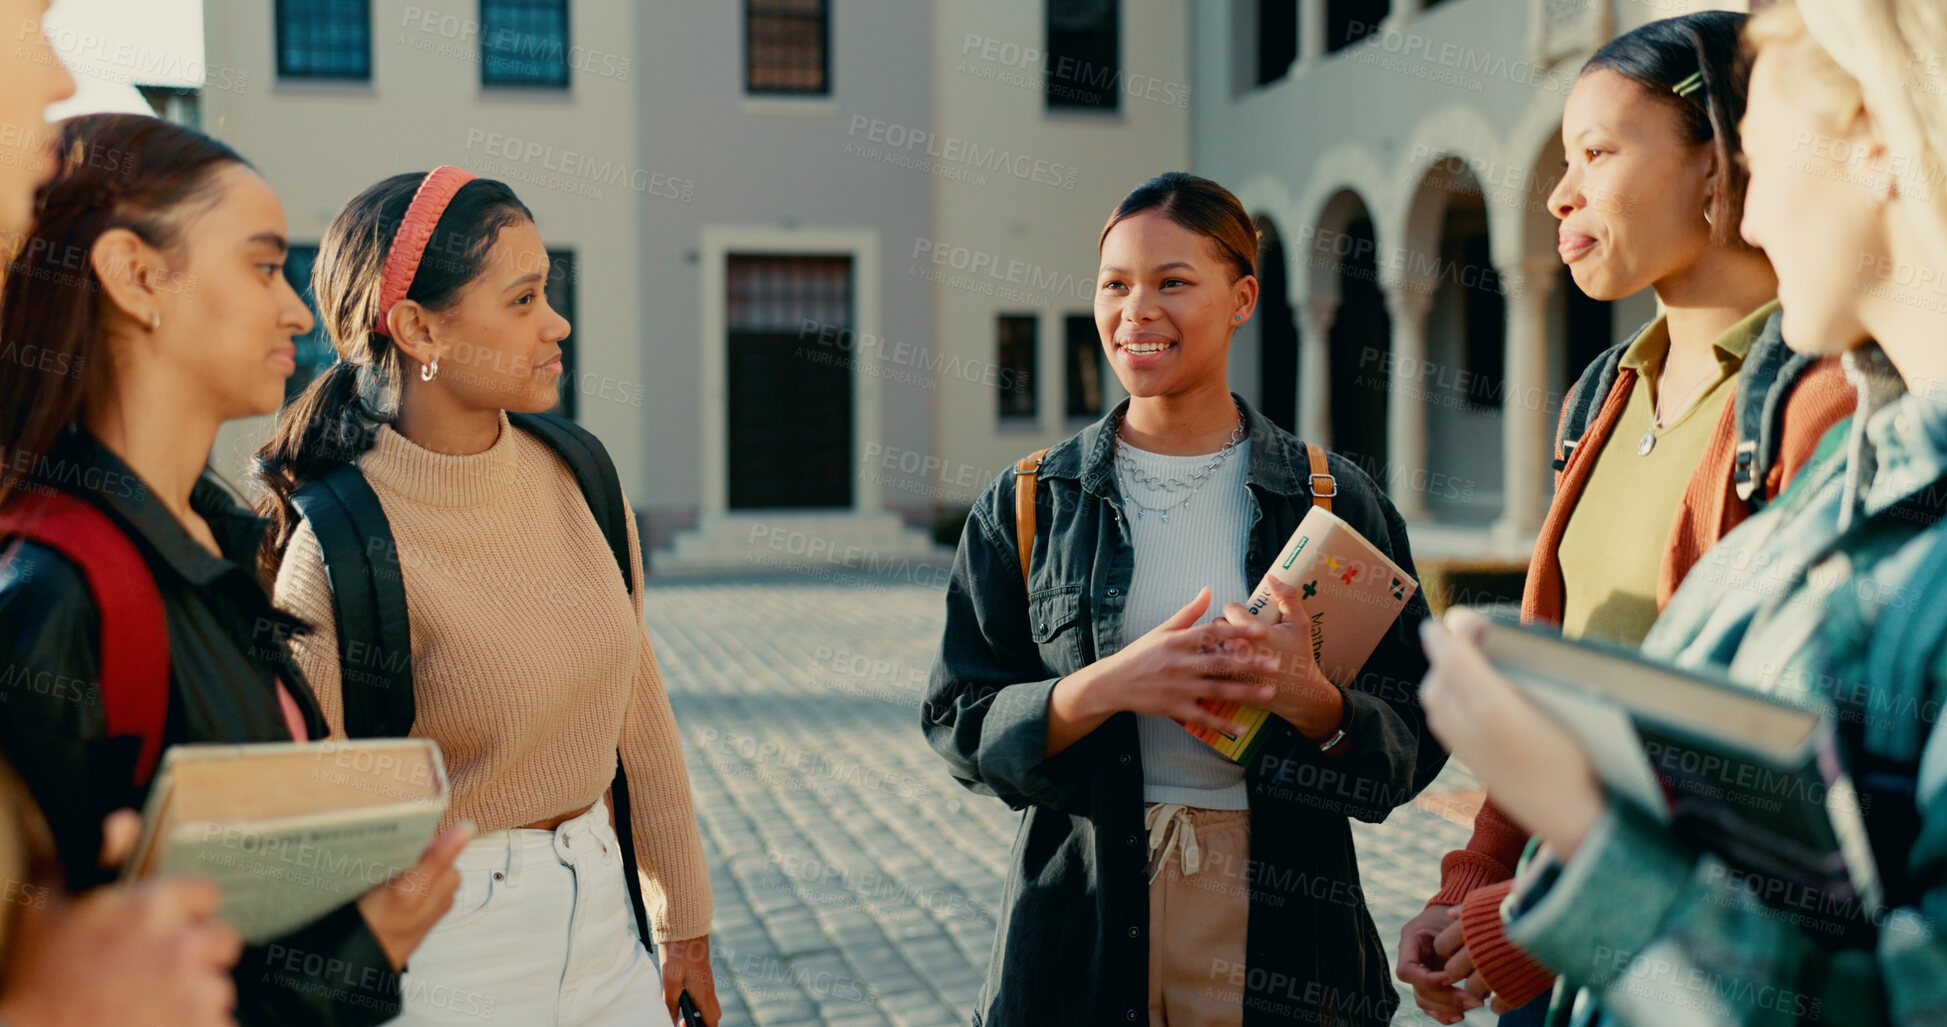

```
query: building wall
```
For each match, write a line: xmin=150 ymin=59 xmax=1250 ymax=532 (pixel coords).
xmin=202 ymin=1 xmax=647 ymax=502
xmin=1188 ymin=0 xmax=1712 ymax=554
xmin=630 ymin=0 xmax=936 ymax=544
xmin=927 ymin=0 xmax=1191 ymax=510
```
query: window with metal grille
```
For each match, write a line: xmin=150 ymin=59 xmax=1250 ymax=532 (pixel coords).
xmin=482 ymin=0 xmax=569 ymax=88
xmin=543 ymin=250 xmax=579 ymax=418
xmin=276 ymin=0 xmax=372 ymax=80
xmin=745 ymin=0 xmax=829 ymax=95
xmin=1064 ymin=314 xmax=1105 ymax=419
xmin=997 ymin=315 xmax=1039 ymax=422
xmin=1047 ymin=0 xmax=1119 ymax=111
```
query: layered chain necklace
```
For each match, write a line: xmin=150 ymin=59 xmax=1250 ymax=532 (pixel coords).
xmin=1113 ymin=413 xmax=1247 ymax=523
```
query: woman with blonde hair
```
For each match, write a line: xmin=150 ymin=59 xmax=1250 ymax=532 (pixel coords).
xmin=1418 ymin=0 xmax=1947 ymax=1022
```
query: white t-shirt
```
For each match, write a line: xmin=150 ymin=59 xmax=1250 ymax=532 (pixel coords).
xmin=1115 ymin=438 xmax=1253 ymax=810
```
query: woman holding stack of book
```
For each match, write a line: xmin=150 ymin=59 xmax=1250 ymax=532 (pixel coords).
xmin=923 ymin=172 xmax=1446 ymax=1026
xmin=0 ymin=11 xmax=301 ymax=1024
xmin=1395 ymin=12 xmax=1857 ymax=1024
xmin=0 ymin=112 xmax=468 ymax=1026
xmin=1420 ymin=0 xmax=1947 ymax=1021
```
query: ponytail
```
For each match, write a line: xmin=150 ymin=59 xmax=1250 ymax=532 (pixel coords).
xmin=251 ymin=356 xmax=397 ymax=575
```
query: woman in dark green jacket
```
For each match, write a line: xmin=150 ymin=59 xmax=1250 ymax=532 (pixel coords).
xmin=923 ymin=173 xmax=1446 ymax=1026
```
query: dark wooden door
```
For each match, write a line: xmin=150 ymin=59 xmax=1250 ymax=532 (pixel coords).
xmin=726 ymin=255 xmax=853 ymax=509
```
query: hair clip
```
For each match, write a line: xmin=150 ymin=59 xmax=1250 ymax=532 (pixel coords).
xmin=1671 ymin=71 xmax=1705 ymax=98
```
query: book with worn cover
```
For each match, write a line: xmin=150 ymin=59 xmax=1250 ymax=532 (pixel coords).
xmin=123 ymin=738 xmax=448 ymax=943
xmin=1182 ymin=505 xmax=1418 ymax=765
xmin=1473 ymin=614 xmax=1882 ymax=939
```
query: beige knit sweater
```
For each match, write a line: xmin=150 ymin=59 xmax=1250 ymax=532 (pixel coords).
xmin=272 ymin=413 xmax=711 ymax=943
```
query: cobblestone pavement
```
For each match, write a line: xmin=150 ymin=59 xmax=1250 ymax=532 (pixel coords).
xmin=649 ymin=574 xmax=1496 ymax=1027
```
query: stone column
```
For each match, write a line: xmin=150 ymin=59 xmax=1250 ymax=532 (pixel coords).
xmin=1492 ymin=261 xmax=1558 ymax=548
xmin=1382 ymin=286 xmax=1433 ymax=521
xmin=1297 ymin=296 xmax=1338 ymax=447
xmin=1299 ymin=0 xmax=1326 ymax=69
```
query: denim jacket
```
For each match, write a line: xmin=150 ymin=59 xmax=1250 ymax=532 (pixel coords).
xmin=1506 ymin=347 xmax=1947 ymax=1026
xmin=922 ymin=395 xmax=1447 ymax=1026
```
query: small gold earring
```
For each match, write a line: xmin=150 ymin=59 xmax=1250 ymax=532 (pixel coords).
xmin=148 ymin=311 xmax=160 ymax=331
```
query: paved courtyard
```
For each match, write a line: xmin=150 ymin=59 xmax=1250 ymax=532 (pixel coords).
xmin=649 ymin=572 xmax=1494 ymax=1026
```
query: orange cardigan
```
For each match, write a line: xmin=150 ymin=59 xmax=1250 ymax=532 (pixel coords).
xmin=1427 ymin=356 xmax=1857 ymax=1007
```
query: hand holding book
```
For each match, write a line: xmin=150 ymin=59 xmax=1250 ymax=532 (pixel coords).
xmin=1419 ymin=607 xmax=1606 ymax=857
xmin=1176 ymin=506 xmax=1420 ymax=764
xmin=1215 ymin=577 xmax=1347 ymax=740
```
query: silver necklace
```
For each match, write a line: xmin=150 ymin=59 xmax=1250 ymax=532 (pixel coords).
xmin=1637 ymin=366 xmax=1719 ymax=456
xmin=1114 ymin=416 xmax=1246 ymax=523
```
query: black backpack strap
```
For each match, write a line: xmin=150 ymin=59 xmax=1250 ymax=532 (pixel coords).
xmin=508 ymin=412 xmax=632 ymax=587
xmin=1553 ymin=341 xmax=1629 ymax=473
xmin=506 ymin=412 xmax=655 ymax=953
xmin=291 ymin=465 xmax=415 ymax=739
xmin=1733 ymin=309 xmax=1818 ymax=511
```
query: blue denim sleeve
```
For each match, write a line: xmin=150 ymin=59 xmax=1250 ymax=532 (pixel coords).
xmin=921 ymin=497 xmax=1095 ymax=814
xmin=1506 ymin=792 xmax=1947 ymax=1024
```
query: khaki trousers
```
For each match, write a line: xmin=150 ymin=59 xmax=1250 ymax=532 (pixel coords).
xmin=1145 ymin=804 xmax=1250 ymax=1027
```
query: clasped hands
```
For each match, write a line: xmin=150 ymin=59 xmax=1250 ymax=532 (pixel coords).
xmin=1060 ymin=581 xmax=1344 ymax=742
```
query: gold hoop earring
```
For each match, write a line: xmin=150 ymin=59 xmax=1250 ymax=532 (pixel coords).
xmin=1703 ymin=207 xmax=1713 ymax=227
xmin=148 ymin=311 xmax=160 ymax=331
xmin=421 ymin=357 xmax=439 ymax=382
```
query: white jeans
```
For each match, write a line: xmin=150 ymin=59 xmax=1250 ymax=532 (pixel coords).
xmin=389 ymin=798 xmax=662 ymax=1026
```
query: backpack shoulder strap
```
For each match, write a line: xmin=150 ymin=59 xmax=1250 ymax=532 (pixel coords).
xmin=1304 ymin=442 xmax=1335 ymax=513
xmin=0 ymin=493 xmax=169 ymax=786
xmin=1012 ymin=449 xmax=1048 ymax=592
xmin=291 ymin=464 xmax=415 ymax=739
xmin=509 ymin=411 xmax=634 ymax=593
xmin=1554 ymin=340 xmax=1631 ymax=473
xmin=1733 ymin=310 xmax=1819 ymax=510
xmin=505 ymin=412 xmax=655 ymax=953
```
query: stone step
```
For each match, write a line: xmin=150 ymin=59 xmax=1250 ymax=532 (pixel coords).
xmin=652 ymin=510 xmax=951 ymax=576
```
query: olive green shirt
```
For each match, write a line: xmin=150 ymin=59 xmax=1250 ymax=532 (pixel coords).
xmin=1555 ymin=300 xmax=1780 ymax=644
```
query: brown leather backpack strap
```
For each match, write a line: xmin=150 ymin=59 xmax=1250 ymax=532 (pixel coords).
xmin=1304 ymin=442 xmax=1336 ymax=513
xmin=1013 ymin=449 xmax=1049 ymax=591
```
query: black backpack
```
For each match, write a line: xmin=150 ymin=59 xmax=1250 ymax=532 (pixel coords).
xmin=1553 ymin=309 xmax=1820 ymax=512
xmin=290 ymin=411 xmax=656 ymax=952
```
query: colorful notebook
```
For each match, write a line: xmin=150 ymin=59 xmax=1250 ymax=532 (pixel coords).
xmin=1181 ymin=506 xmax=1418 ymax=764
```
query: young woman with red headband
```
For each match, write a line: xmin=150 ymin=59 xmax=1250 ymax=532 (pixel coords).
xmin=254 ymin=168 xmax=720 ymax=1027
xmin=0 ymin=114 xmax=470 ymax=1027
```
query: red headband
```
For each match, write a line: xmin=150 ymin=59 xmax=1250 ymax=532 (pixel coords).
xmin=375 ymin=165 xmax=477 ymax=337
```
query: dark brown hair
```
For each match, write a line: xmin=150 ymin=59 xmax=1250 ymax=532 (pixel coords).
xmin=1584 ymin=11 xmax=1754 ymax=247
xmin=1099 ymin=172 xmax=1258 ymax=282
xmin=251 ymin=172 xmax=532 ymax=574
xmin=0 ymin=114 xmax=249 ymax=511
